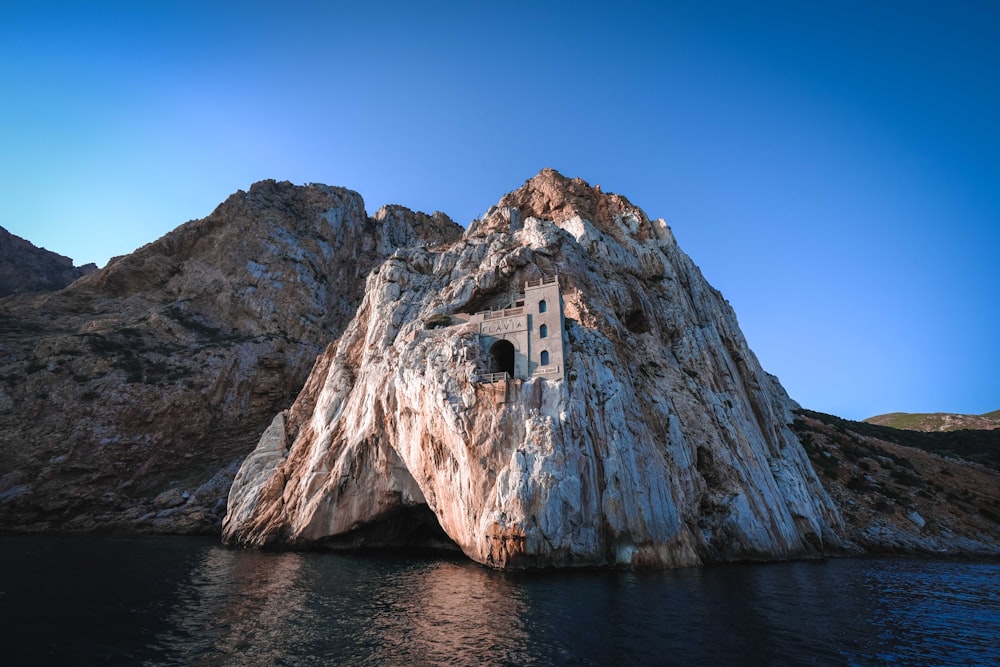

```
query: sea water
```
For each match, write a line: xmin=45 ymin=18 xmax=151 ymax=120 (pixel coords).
xmin=1 ymin=536 xmax=998 ymax=666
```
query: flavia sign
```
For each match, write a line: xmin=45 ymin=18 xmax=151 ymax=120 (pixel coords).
xmin=480 ymin=316 xmax=527 ymax=336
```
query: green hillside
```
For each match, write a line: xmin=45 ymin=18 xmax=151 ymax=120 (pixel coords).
xmin=804 ymin=410 xmax=1000 ymax=471
xmin=864 ymin=410 xmax=1000 ymax=432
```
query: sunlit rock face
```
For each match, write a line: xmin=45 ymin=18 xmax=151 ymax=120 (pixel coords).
xmin=0 ymin=180 xmax=461 ymax=533
xmin=224 ymin=169 xmax=845 ymax=568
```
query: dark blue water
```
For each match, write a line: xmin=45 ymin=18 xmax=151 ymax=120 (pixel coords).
xmin=1 ymin=537 xmax=998 ymax=666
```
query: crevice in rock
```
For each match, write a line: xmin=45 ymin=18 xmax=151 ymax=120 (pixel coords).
xmin=696 ymin=446 xmax=722 ymax=486
xmin=623 ymin=307 xmax=651 ymax=334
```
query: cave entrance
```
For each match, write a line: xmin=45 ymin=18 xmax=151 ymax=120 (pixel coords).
xmin=320 ymin=504 xmax=462 ymax=554
xmin=489 ymin=339 xmax=516 ymax=378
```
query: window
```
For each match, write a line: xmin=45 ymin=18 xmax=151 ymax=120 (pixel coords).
xmin=540 ymin=350 xmax=550 ymax=366
xmin=539 ymin=324 xmax=548 ymax=339
xmin=538 ymin=300 xmax=547 ymax=313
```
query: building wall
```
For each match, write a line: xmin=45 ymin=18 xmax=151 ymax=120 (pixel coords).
xmin=523 ymin=278 xmax=564 ymax=377
xmin=479 ymin=313 xmax=529 ymax=377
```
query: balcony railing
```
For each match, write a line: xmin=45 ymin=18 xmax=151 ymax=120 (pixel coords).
xmin=480 ymin=307 xmax=524 ymax=320
xmin=524 ymin=275 xmax=558 ymax=288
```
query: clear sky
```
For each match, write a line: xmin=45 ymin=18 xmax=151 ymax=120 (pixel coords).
xmin=2 ymin=0 xmax=997 ymax=421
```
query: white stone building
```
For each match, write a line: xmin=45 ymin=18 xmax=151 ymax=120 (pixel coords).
xmin=466 ymin=275 xmax=565 ymax=381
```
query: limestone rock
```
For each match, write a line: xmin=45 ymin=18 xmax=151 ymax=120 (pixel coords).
xmin=0 ymin=180 xmax=461 ymax=534
xmin=224 ymin=169 xmax=846 ymax=567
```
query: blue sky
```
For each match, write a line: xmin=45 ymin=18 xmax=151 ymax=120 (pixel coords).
xmin=2 ymin=1 xmax=997 ymax=420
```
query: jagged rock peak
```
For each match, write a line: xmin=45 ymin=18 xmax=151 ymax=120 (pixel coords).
xmin=493 ymin=168 xmax=652 ymax=239
xmin=71 ymin=179 xmax=368 ymax=298
xmin=372 ymin=204 xmax=463 ymax=248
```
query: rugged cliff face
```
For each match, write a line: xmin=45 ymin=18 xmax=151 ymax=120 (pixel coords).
xmin=223 ymin=169 xmax=847 ymax=568
xmin=0 ymin=226 xmax=96 ymax=297
xmin=0 ymin=181 xmax=461 ymax=533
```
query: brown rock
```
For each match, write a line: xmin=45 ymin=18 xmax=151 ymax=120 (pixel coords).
xmin=0 ymin=180 xmax=461 ymax=534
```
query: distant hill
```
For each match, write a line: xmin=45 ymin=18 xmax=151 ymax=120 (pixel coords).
xmin=864 ymin=411 xmax=1000 ymax=432
xmin=0 ymin=226 xmax=96 ymax=296
xmin=808 ymin=410 xmax=1000 ymax=471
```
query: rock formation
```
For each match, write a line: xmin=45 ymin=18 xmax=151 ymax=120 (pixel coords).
xmin=0 ymin=226 xmax=97 ymax=297
xmin=6 ymin=169 xmax=997 ymax=566
xmin=223 ymin=169 xmax=847 ymax=568
xmin=0 ymin=181 xmax=461 ymax=533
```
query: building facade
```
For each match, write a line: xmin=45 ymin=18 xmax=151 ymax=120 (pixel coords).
xmin=468 ymin=275 xmax=565 ymax=380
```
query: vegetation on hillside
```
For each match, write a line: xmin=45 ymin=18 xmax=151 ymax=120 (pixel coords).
xmin=792 ymin=410 xmax=1000 ymax=555
xmin=800 ymin=409 xmax=1000 ymax=472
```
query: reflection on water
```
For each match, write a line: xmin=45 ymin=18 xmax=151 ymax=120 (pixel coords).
xmin=1 ymin=536 xmax=999 ymax=666
xmin=151 ymin=548 xmax=309 ymax=665
xmin=145 ymin=547 xmax=533 ymax=666
xmin=364 ymin=561 xmax=531 ymax=665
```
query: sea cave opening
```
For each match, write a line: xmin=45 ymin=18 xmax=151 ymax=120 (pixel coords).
xmin=489 ymin=339 xmax=516 ymax=377
xmin=320 ymin=504 xmax=462 ymax=554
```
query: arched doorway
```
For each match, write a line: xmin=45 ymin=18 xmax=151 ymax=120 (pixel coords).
xmin=489 ymin=339 xmax=515 ymax=377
